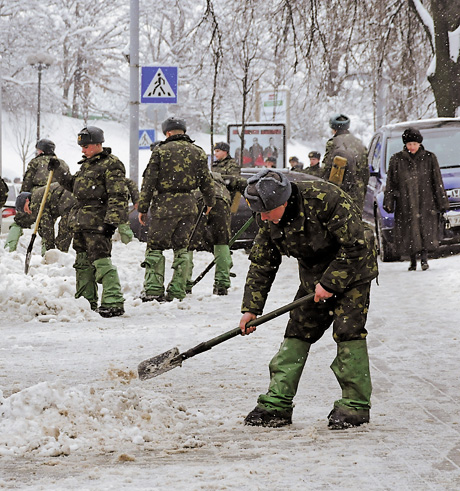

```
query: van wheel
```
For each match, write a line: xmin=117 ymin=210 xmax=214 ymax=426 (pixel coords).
xmin=375 ymin=217 xmax=396 ymax=262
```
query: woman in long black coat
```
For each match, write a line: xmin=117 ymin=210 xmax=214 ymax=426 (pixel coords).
xmin=383 ymin=127 xmax=449 ymax=271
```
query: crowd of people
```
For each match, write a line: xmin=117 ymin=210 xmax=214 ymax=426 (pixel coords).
xmin=0 ymin=113 xmax=448 ymax=430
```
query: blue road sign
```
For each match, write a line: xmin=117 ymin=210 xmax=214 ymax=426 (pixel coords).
xmin=141 ymin=66 xmax=178 ymax=104
xmin=139 ymin=129 xmax=156 ymax=150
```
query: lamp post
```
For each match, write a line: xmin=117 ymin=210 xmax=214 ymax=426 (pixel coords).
xmin=27 ymin=53 xmax=54 ymax=141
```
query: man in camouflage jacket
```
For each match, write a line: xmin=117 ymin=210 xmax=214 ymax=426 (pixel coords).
xmin=138 ymin=117 xmax=215 ymax=302
xmin=15 ymin=182 xmax=77 ymax=252
xmin=321 ymin=114 xmax=369 ymax=214
xmin=4 ymin=139 xmax=70 ymax=252
xmin=186 ymin=172 xmax=234 ymax=295
xmin=239 ymin=169 xmax=378 ymax=430
xmin=53 ymin=126 xmax=128 ymax=318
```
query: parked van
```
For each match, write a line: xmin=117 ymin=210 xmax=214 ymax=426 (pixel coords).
xmin=363 ymin=118 xmax=460 ymax=261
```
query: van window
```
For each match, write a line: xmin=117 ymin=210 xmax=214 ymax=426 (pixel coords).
xmin=386 ymin=127 xmax=460 ymax=170
xmin=369 ymin=136 xmax=382 ymax=172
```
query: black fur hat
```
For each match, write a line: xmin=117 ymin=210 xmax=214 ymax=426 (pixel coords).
xmin=402 ymin=127 xmax=423 ymax=144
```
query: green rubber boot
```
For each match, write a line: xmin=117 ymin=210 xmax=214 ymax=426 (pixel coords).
xmin=4 ymin=222 xmax=23 ymax=252
xmin=73 ymin=252 xmax=98 ymax=310
xmin=118 ymin=222 xmax=134 ymax=244
xmin=93 ymin=257 xmax=124 ymax=308
xmin=330 ymin=339 xmax=372 ymax=410
xmin=257 ymin=337 xmax=311 ymax=413
xmin=141 ymin=249 xmax=165 ymax=297
xmin=167 ymin=247 xmax=190 ymax=300
xmin=213 ymin=244 xmax=232 ymax=294
xmin=185 ymin=251 xmax=194 ymax=294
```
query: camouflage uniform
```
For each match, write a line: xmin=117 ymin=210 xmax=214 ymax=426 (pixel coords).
xmin=322 ymin=129 xmax=369 ymax=214
xmin=117 ymin=177 xmax=139 ymax=244
xmin=5 ymin=154 xmax=70 ymax=251
xmin=54 ymin=147 xmax=128 ymax=311
xmin=138 ymin=133 xmax=215 ymax=301
xmin=243 ymin=179 xmax=378 ymax=425
xmin=0 ymin=178 xmax=8 ymax=208
xmin=301 ymin=165 xmax=324 ymax=178
xmin=212 ymin=154 xmax=242 ymax=208
xmin=29 ymin=182 xmax=77 ymax=252
xmin=186 ymin=172 xmax=233 ymax=294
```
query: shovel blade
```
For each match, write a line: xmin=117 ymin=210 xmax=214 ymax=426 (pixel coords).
xmin=137 ymin=347 xmax=182 ymax=381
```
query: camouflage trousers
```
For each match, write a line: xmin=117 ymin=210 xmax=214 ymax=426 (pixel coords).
xmin=146 ymin=214 xmax=196 ymax=250
xmin=189 ymin=199 xmax=231 ymax=252
xmin=285 ymin=281 xmax=371 ymax=344
xmin=73 ymin=231 xmax=112 ymax=263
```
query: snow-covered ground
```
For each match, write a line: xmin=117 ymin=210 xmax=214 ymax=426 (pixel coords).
xmin=1 ymin=229 xmax=460 ymax=490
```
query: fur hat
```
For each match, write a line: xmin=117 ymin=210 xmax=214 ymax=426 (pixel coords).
xmin=214 ymin=142 xmax=230 ymax=153
xmin=308 ymin=151 xmax=321 ymax=159
xmin=402 ymin=127 xmax=423 ymax=144
xmin=15 ymin=192 xmax=32 ymax=213
xmin=244 ymin=169 xmax=292 ymax=213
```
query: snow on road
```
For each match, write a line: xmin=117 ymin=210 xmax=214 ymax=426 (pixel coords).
xmin=1 ymin=231 xmax=460 ymax=490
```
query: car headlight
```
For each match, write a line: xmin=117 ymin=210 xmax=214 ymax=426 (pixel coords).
xmin=446 ymin=188 xmax=460 ymax=198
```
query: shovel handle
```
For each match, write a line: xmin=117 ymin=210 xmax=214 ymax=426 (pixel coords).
xmin=177 ymin=293 xmax=315 ymax=362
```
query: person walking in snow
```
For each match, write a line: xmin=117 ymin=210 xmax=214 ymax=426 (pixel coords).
xmin=239 ymin=169 xmax=378 ymax=429
xmin=52 ymin=126 xmax=128 ymax=318
xmin=383 ymin=127 xmax=448 ymax=271
xmin=137 ymin=117 xmax=215 ymax=302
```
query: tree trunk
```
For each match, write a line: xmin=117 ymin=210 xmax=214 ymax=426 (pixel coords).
xmin=427 ymin=0 xmax=460 ymax=117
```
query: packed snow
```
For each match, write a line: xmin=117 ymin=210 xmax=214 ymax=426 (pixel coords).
xmin=1 ymin=229 xmax=460 ymax=489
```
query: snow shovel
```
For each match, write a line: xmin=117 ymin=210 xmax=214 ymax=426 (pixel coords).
xmin=137 ymin=291 xmax=315 ymax=381
xmin=190 ymin=214 xmax=255 ymax=287
xmin=187 ymin=205 xmax=207 ymax=249
xmin=24 ymin=169 xmax=54 ymax=274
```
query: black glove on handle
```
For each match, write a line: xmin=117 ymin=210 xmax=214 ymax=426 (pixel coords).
xmin=103 ymin=223 xmax=117 ymax=238
xmin=48 ymin=157 xmax=61 ymax=171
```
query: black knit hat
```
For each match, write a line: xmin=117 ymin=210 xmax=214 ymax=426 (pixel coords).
xmin=244 ymin=169 xmax=292 ymax=213
xmin=214 ymin=142 xmax=230 ymax=153
xmin=402 ymin=127 xmax=423 ymax=144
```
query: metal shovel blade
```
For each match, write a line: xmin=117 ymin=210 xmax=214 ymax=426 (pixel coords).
xmin=137 ymin=347 xmax=182 ymax=380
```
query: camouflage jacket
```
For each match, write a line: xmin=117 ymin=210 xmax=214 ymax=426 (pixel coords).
xmin=138 ymin=134 xmax=216 ymax=218
xmin=54 ymin=147 xmax=128 ymax=232
xmin=301 ymin=165 xmax=324 ymax=178
xmin=0 ymin=178 xmax=8 ymax=208
xmin=126 ymin=178 xmax=139 ymax=205
xmin=30 ymin=182 xmax=77 ymax=220
xmin=321 ymin=130 xmax=369 ymax=213
xmin=21 ymin=154 xmax=70 ymax=193
xmin=242 ymin=180 xmax=378 ymax=315
xmin=211 ymin=156 xmax=241 ymax=177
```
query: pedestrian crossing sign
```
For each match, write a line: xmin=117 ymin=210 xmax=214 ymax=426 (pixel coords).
xmin=141 ymin=66 xmax=178 ymax=104
xmin=138 ymin=129 xmax=156 ymax=149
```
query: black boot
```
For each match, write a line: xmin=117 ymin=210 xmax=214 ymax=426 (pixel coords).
xmin=408 ymin=255 xmax=417 ymax=271
xmin=244 ymin=406 xmax=292 ymax=427
xmin=328 ymin=406 xmax=369 ymax=430
xmin=421 ymin=250 xmax=429 ymax=271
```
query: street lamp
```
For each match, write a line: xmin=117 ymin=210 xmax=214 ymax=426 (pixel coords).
xmin=27 ymin=53 xmax=54 ymax=141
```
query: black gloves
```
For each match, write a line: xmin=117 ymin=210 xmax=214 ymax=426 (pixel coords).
xmin=102 ymin=223 xmax=117 ymax=238
xmin=48 ymin=158 xmax=61 ymax=171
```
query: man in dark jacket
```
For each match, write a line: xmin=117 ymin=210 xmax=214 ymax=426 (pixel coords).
xmin=239 ymin=169 xmax=378 ymax=429
xmin=138 ymin=117 xmax=215 ymax=302
xmin=53 ymin=126 xmax=128 ymax=318
xmin=4 ymin=139 xmax=69 ymax=252
xmin=383 ymin=127 xmax=449 ymax=271
xmin=322 ymin=114 xmax=369 ymax=214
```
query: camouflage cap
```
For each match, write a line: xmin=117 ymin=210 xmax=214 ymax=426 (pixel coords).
xmin=244 ymin=169 xmax=292 ymax=213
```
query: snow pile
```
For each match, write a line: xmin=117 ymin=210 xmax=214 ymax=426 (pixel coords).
xmin=0 ymin=381 xmax=206 ymax=457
